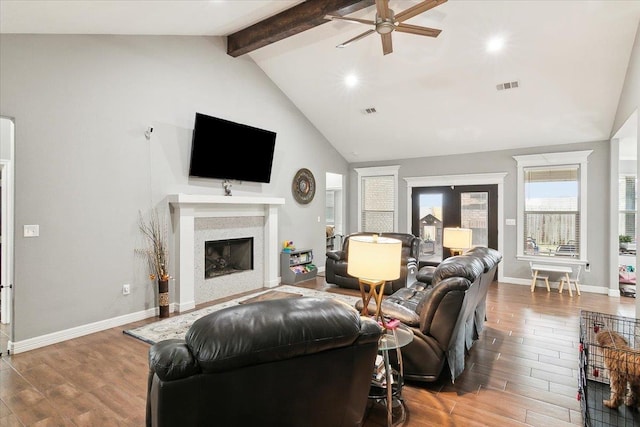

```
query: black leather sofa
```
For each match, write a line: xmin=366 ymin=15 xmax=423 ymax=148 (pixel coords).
xmin=356 ymin=247 xmax=502 ymax=383
xmin=416 ymin=246 xmax=502 ymax=348
xmin=146 ymin=297 xmax=382 ymax=427
xmin=325 ymin=232 xmax=420 ymax=295
xmin=462 ymin=246 xmax=502 ymax=341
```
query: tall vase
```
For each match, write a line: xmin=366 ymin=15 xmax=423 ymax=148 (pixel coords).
xmin=158 ymin=279 xmax=169 ymax=318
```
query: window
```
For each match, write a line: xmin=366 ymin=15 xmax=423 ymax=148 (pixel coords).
xmin=326 ymin=190 xmax=335 ymax=225
xmin=355 ymin=166 xmax=399 ymax=232
xmin=514 ymin=151 xmax=592 ymax=261
xmin=619 ymin=175 xmax=636 ymax=244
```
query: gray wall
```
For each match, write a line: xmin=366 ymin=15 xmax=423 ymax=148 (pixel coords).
xmin=0 ymin=35 xmax=349 ymax=343
xmin=349 ymin=139 xmax=610 ymax=290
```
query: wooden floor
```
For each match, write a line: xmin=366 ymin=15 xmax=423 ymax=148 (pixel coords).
xmin=0 ymin=278 xmax=636 ymax=426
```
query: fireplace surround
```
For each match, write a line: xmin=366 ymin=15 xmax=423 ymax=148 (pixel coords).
xmin=167 ymin=194 xmax=285 ymax=312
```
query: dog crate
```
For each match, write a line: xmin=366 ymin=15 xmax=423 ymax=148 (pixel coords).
xmin=579 ymin=310 xmax=640 ymax=426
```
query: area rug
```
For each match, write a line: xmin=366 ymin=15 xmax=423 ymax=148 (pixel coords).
xmin=239 ymin=290 xmax=303 ymax=304
xmin=123 ymin=285 xmax=361 ymax=345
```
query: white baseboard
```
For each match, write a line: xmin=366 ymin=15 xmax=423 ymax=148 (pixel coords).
xmin=8 ymin=304 xmax=177 ymax=354
xmin=501 ymin=276 xmax=612 ymax=295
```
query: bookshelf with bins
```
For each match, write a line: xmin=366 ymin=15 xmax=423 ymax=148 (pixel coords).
xmin=280 ymin=249 xmax=317 ymax=284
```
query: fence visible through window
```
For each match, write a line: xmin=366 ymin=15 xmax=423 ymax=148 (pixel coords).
xmin=523 ymin=165 xmax=580 ymax=258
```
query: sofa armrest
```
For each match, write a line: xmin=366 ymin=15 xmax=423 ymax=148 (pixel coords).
xmin=380 ymin=301 xmax=421 ymax=326
xmin=149 ymin=339 xmax=199 ymax=382
xmin=326 ymin=250 xmax=345 ymax=262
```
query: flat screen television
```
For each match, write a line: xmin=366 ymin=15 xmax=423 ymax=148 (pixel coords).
xmin=189 ymin=112 xmax=276 ymax=183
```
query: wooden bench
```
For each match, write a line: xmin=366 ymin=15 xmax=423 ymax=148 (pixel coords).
xmin=530 ymin=263 xmax=581 ymax=297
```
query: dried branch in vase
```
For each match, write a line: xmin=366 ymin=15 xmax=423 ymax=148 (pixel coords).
xmin=137 ymin=208 xmax=170 ymax=281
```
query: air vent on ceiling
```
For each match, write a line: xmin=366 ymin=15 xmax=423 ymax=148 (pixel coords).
xmin=363 ymin=107 xmax=377 ymax=114
xmin=496 ymin=80 xmax=519 ymax=91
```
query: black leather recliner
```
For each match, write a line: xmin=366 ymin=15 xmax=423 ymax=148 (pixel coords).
xmin=357 ymin=249 xmax=502 ymax=383
xmin=462 ymin=246 xmax=502 ymax=340
xmin=379 ymin=256 xmax=484 ymax=383
xmin=325 ymin=232 xmax=420 ymax=295
xmin=146 ymin=297 xmax=382 ymax=427
xmin=415 ymin=246 xmax=502 ymax=347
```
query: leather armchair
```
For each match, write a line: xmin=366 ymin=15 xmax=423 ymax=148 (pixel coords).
xmin=415 ymin=246 xmax=502 ymax=348
xmin=380 ymin=276 xmax=475 ymax=383
xmin=325 ymin=232 xmax=420 ymax=295
xmin=357 ymin=252 xmax=502 ymax=383
xmin=462 ymin=246 xmax=502 ymax=340
xmin=146 ymin=297 xmax=382 ymax=427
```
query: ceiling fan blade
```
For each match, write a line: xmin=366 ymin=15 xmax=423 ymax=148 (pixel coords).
xmin=395 ymin=23 xmax=442 ymax=37
xmin=381 ymin=33 xmax=393 ymax=55
xmin=324 ymin=15 xmax=376 ymax=27
xmin=375 ymin=0 xmax=391 ymax=20
xmin=396 ymin=0 xmax=447 ymax=23
xmin=337 ymin=29 xmax=376 ymax=48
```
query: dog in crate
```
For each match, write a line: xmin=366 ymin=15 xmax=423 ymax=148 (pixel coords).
xmin=595 ymin=330 xmax=640 ymax=408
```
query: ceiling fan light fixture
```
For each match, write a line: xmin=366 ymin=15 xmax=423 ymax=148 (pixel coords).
xmin=376 ymin=20 xmax=396 ymax=34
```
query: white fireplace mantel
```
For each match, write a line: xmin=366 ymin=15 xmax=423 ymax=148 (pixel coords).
xmin=166 ymin=193 xmax=285 ymax=312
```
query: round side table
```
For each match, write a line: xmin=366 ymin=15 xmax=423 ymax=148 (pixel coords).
xmin=369 ymin=322 xmax=414 ymax=426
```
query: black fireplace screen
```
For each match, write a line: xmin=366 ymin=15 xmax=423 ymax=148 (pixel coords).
xmin=204 ymin=237 xmax=254 ymax=278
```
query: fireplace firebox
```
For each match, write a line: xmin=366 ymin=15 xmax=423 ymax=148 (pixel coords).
xmin=205 ymin=237 xmax=253 ymax=278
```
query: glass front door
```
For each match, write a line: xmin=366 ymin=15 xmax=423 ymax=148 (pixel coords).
xmin=412 ymin=185 xmax=497 ymax=266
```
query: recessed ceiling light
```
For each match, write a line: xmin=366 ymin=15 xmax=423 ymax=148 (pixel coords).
xmin=486 ymin=36 xmax=505 ymax=53
xmin=345 ymin=74 xmax=359 ymax=88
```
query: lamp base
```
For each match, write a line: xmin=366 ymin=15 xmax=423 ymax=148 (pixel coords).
xmin=358 ymin=278 xmax=387 ymax=328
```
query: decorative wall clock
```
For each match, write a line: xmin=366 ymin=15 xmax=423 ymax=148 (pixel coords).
xmin=292 ymin=168 xmax=316 ymax=204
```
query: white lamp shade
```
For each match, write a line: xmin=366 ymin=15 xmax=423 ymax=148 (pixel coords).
xmin=347 ymin=235 xmax=402 ymax=281
xmin=443 ymin=228 xmax=473 ymax=250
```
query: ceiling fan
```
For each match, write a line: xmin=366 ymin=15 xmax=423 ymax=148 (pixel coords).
xmin=325 ymin=0 xmax=447 ymax=55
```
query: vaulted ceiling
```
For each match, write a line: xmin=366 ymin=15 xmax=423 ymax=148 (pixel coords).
xmin=2 ymin=0 xmax=639 ymax=162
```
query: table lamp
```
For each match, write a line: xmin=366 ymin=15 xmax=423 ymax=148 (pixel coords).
xmin=347 ymin=234 xmax=402 ymax=327
xmin=443 ymin=227 xmax=473 ymax=256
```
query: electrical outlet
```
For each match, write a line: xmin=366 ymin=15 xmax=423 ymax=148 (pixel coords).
xmin=23 ymin=224 xmax=40 ymax=237
xmin=122 ymin=284 xmax=130 ymax=295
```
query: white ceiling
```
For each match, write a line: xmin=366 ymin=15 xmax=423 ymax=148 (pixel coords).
xmin=1 ymin=0 xmax=639 ymax=162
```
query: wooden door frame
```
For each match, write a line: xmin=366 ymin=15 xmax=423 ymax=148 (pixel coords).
xmin=404 ymin=173 xmax=506 ymax=282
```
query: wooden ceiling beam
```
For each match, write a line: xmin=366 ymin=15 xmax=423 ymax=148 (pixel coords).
xmin=227 ymin=0 xmax=374 ymax=57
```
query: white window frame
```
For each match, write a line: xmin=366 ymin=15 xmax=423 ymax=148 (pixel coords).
xmin=514 ymin=150 xmax=592 ymax=263
xmin=354 ymin=165 xmax=400 ymax=232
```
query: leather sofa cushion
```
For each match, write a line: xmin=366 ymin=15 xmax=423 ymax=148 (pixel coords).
xmin=185 ymin=297 xmax=381 ymax=373
xmin=463 ymin=246 xmax=503 ymax=272
xmin=380 ymin=287 xmax=426 ymax=326
xmin=433 ymin=255 xmax=484 ymax=284
xmin=416 ymin=266 xmax=436 ymax=284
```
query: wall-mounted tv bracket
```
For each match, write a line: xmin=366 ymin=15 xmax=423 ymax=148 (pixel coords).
xmin=223 ymin=179 xmax=232 ymax=196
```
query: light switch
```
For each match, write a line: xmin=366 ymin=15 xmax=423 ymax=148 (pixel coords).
xmin=505 ymin=219 xmax=516 ymax=226
xmin=24 ymin=224 xmax=39 ymax=237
